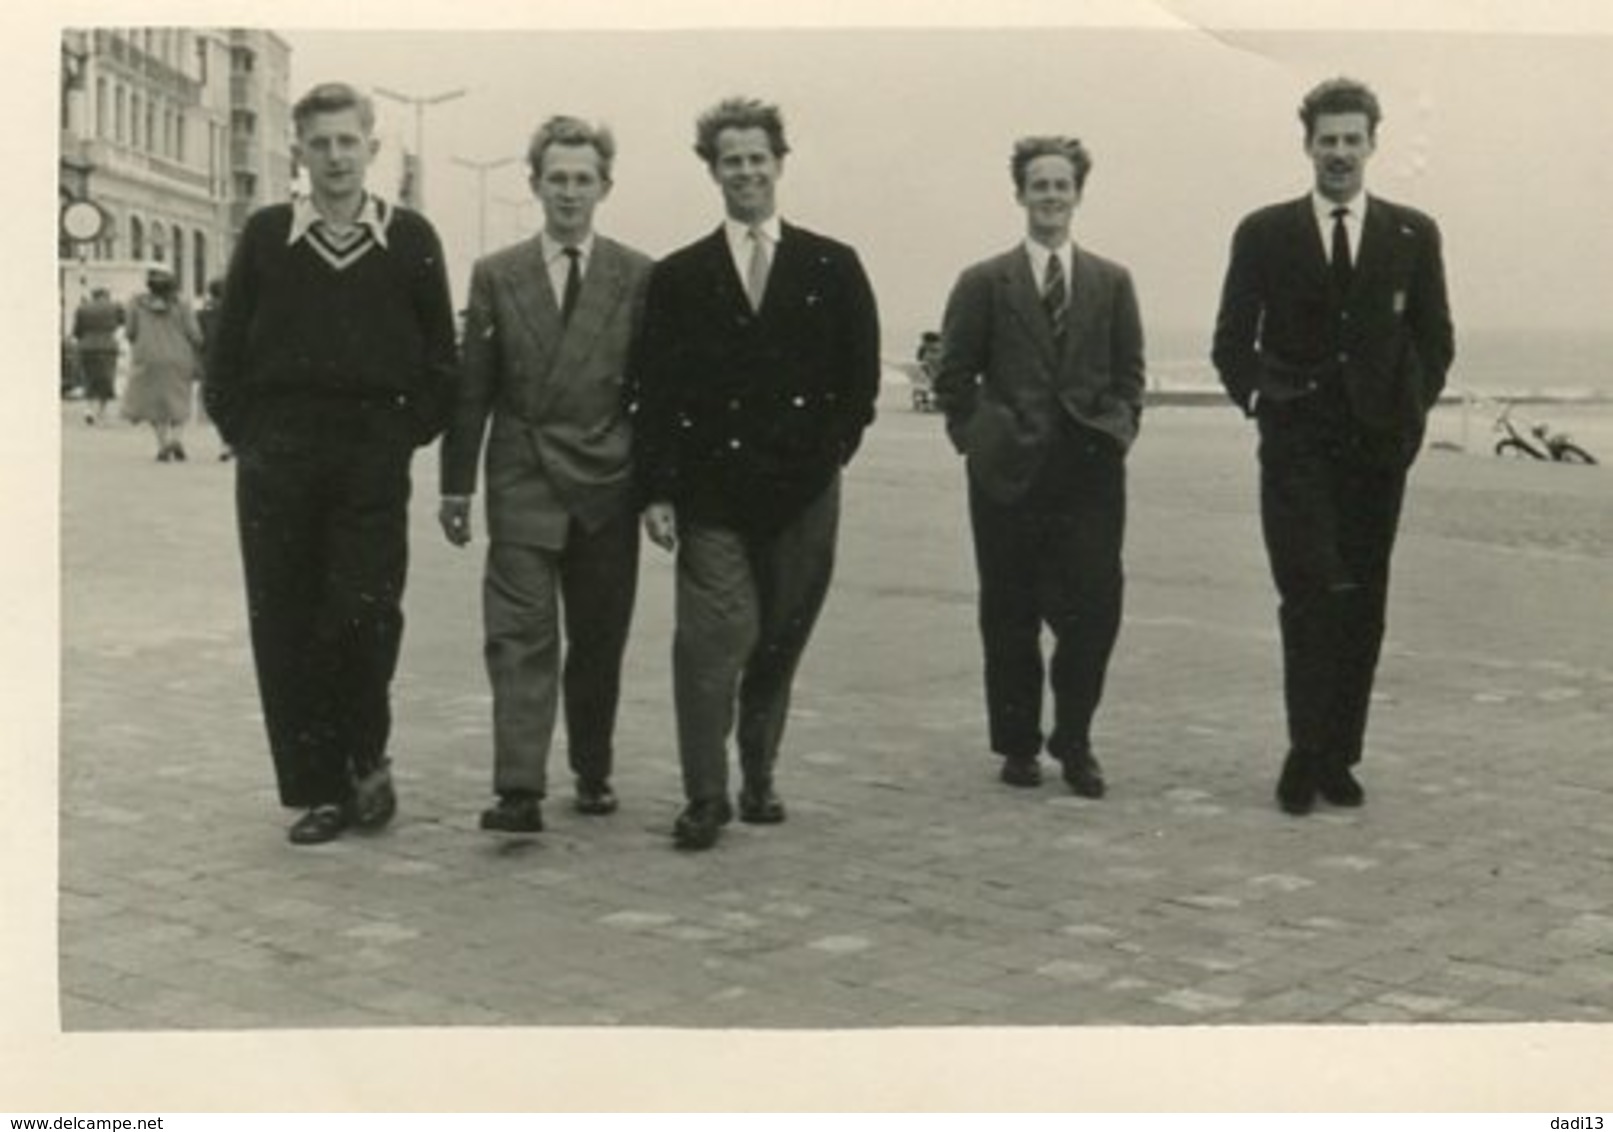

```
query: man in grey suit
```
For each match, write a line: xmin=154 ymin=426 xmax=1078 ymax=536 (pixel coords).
xmin=440 ymin=116 xmax=653 ymax=834
xmin=936 ymin=136 xmax=1146 ymax=797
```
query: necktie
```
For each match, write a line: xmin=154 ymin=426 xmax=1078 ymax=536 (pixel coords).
xmin=1330 ymin=206 xmax=1353 ymax=292
xmin=744 ymin=227 xmax=771 ymax=311
xmin=1043 ymin=252 xmax=1067 ymax=342
xmin=560 ymin=246 xmax=582 ymax=324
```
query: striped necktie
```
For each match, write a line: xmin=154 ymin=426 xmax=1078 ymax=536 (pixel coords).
xmin=1043 ymin=252 xmax=1067 ymax=342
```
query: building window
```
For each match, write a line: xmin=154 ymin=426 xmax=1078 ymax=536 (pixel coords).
xmin=114 ymin=85 xmax=125 ymax=143
xmin=176 ymin=111 xmax=187 ymax=163
xmin=130 ymin=215 xmax=144 ymax=260
xmin=146 ymin=102 xmax=156 ymax=155
xmin=171 ymin=228 xmax=185 ymax=292
xmin=95 ymin=77 xmax=107 ymax=138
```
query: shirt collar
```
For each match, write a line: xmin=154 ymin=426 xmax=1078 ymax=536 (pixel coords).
xmin=1312 ymin=190 xmax=1368 ymax=225
xmin=725 ymin=214 xmax=783 ymax=254
xmin=1023 ymin=236 xmax=1073 ymax=278
xmin=541 ymin=230 xmax=596 ymax=266
xmin=288 ymin=193 xmax=392 ymax=248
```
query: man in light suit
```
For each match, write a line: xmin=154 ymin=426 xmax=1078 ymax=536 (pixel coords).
xmin=936 ymin=136 xmax=1145 ymax=798
xmin=628 ymin=96 xmax=881 ymax=851
xmin=440 ymin=115 xmax=653 ymax=834
xmin=1212 ymin=78 xmax=1454 ymax=815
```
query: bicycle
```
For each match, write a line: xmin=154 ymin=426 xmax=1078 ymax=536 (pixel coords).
xmin=1492 ymin=402 xmax=1597 ymax=464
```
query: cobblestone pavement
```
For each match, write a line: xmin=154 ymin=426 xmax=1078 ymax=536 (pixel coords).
xmin=56 ymin=394 xmax=1613 ymax=1032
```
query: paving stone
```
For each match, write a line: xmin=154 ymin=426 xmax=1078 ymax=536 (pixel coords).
xmin=54 ymin=402 xmax=1613 ymax=1030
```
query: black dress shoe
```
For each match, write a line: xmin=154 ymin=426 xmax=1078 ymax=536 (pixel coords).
xmin=350 ymin=760 xmax=397 ymax=830
xmin=738 ymin=785 xmax=786 ymax=824
xmin=574 ymin=779 xmax=619 ymax=816
xmin=480 ymin=793 xmax=543 ymax=833
xmin=288 ymin=805 xmax=348 ymax=845
xmin=673 ymin=798 xmax=733 ymax=850
xmin=1275 ymin=752 xmax=1318 ymax=816
xmin=171 ymin=442 xmax=188 ymax=462
xmin=1060 ymin=750 xmax=1106 ymax=799
xmin=1317 ymin=765 xmax=1365 ymax=807
xmin=999 ymin=757 xmax=1043 ymax=788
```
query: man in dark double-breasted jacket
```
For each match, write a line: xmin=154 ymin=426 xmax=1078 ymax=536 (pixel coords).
xmin=1212 ymin=77 xmax=1455 ymax=816
xmin=628 ymin=96 xmax=880 ymax=851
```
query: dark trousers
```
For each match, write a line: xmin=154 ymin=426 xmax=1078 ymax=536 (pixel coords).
xmin=483 ymin=512 xmax=640 ymax=798
xmin=234 ymin=403 xmax=415 ymax=810
xmin=672 ymin=476 xmax=840 ymax=802
xmin=968 ymin=418 xmax=1126 ymax=761
xmin=1258 ymin=390 xmax=1408 ymax=770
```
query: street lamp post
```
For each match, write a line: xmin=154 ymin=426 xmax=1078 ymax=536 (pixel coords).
xmin=454 ymin=155 xmax=518 ymax=257
xmin=373 ymin=85 xmax=467 ymax=210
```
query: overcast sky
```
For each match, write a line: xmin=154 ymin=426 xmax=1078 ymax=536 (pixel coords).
xmin=281 ymin=17 xmax=1613 ymax=363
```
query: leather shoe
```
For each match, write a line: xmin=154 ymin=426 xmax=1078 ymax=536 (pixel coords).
xmin=738 ymin=785 xmax=786 ymax=824
xmin=1060 ymin=750 xmax=1106 ymax=799
xmin=673 ymin=798 xmax=733 ymax=850
xmin=1317 ymin=764 xmax=1365 ymax=807
xmin=574 ymin=779 xmax=619 ymax=816
xmin=288 ymin=805 xmax=348 ymax=845
xmin=999 ymin=757 xmax=1043 ymax=788
xmin=480 ymin=793 xmax=543 ymax=834
xmin=1275 ymin=752 xmax=1317 ymax=815
xmin=350 ymin=761 xmax=397 ymax=830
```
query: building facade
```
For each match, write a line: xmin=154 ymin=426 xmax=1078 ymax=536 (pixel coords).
xmin=59 ymin=27 xmax=292 ymax=316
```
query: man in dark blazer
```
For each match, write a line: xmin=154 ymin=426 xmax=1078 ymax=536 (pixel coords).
xmin=628 ymin=96 xmax=881 ymax=851
xmin=1212 ymin=77 xmax=1454 ymax=815
xmin=439 ymin=116 xmax=653 ymax=835
xmin=936 ymin=136 xmax=1145 ymax=798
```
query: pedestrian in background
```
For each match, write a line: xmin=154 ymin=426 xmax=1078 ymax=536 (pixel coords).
xmin=122 ymin=264 xmax=202 ymax=461
xmin=628 ymin=96 xmax=881 ymax=851
xmin=439 ymin=115 xmax=653 ymax=836
xmin=1212 ymin=77 xmax=1454 ymax=815
xmin=205 ymin=81 xmax=458 ymax=845
xmin=71 ymin=286 xmax=124 ymax=425
xmin=935 ymin=135 xmax=1145 ymax=798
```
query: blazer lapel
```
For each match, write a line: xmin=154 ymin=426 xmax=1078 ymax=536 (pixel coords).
xmin=696 ymin=227 xmax=750 ymax=318
xmin=1062 ymin=246 xmax=1102 ymax=368
xmin=1350 ymin=198 xmax=1396 ymax=299
xmin=539 ymin=238 xmax=630 ymax=409
xmin=1002 ymin=247 xmax=1060 ymax=371
xmin=1292 ymin=197 xmax=1332 ymax=293
xmin=507 ymin=237 xmax=563 ymax=378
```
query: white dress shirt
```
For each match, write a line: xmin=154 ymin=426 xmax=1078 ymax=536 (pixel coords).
xmin=1313 ymin=190 xmax=1368 ymax=265
xmin=1023 ymin=237 xmax=1073 ymax=307
xmin=540 ymin=230 xmax=595 ymax=311
xmin=724 ymin=215 xmax=783 ymax=283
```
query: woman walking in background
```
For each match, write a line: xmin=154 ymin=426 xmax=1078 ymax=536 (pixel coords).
xmin=71 ymin=286 xmax=125 ymax=424
xmin=123 ymin=263 xmax=203 ymax=462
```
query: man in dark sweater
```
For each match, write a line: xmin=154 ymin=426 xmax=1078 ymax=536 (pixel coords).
xmin=205 ymin=82 xmax=458 ymax=845
xmin=628 ymin=97 xmax=881 ymax=851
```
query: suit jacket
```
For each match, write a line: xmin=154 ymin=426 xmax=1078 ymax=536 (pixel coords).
xmin=440 ymin=234 xmax=653 ymax=547
xmin=628 ymin=221 xmax=881 ymax=535
xmin=1212 ymin=194 xmax=1454 ymax=455
xmin=936 ymin=243 xmax=1146 ymax=505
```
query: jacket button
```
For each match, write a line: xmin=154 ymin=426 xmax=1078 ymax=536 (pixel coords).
xmin=729 ymin=438 xmax=742 ymax=449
